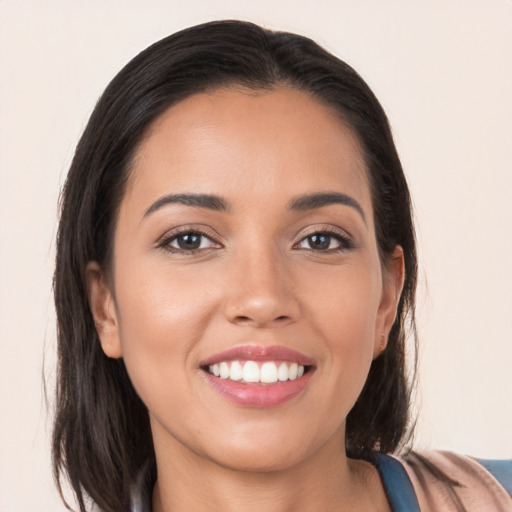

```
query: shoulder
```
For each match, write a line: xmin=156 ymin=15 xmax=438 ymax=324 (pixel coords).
xmin=397 ymin=450 xmax=512 ymax=511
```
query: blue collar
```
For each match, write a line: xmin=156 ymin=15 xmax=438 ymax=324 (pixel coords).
xmin=371 ymin=453 xmax=420 ymax=511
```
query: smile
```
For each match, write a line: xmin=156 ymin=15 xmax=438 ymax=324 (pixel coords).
xmin=208 ymin=360 xmax=306 ymax=383
xmin=200 ymin=346 xmax=315 ymax=407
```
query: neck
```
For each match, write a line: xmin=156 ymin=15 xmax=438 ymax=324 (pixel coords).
xmin=150 ymin=427 xmax=389 ymax=512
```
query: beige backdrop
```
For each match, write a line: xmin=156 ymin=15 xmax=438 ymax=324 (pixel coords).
xmin=1 ymin=1 xmax=511 ymax=510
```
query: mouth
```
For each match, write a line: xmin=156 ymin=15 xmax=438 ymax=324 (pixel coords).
xmin=200 ymin=346 xmax=315 ymax=407
xmin=203 ymin=360 xmax=311 ymax=384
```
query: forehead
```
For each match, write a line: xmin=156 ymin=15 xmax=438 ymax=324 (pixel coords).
xmin=126 ymin=86 xmax=371 ymax=217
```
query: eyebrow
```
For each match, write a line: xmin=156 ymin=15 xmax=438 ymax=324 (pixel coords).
xmin=143 ymin=191 xmax=366 ymax=223
xmin=143 ymin=193 xmax=229 ymax=217
xmin=288 ymin=192 xmax=366 ymax=223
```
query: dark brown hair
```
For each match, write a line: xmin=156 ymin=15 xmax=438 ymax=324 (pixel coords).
xmin=53 ymin=20 xmax=417 ymax=511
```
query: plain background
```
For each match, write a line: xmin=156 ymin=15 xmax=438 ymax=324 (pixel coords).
xmin=1 ymin=1 xmax=511 ymax=510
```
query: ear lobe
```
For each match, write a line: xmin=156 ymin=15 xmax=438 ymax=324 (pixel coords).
xmin=85 ymin=261 xmax=123 ymax=359
xmin=373 ymin=246 xmax=405 ymax=358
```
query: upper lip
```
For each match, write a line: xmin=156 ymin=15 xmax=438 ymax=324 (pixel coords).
xmin=200 ymin=345 xmax=315 ymax=367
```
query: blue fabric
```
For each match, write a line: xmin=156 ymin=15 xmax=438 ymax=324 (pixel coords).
xmin=475 ymin=458 xmax=512 ymax=497
xmin=372 ymin=453 xmax=421 ymax=512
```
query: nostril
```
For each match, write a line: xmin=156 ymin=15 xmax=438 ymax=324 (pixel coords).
xmin=232 ymin=314 xmax=291 ymax=325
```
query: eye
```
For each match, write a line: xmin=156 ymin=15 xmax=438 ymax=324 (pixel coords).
xmin=296 ymin=231 xmax=353 ymax=252
xmin=159 ymin=229 xmax=220 ymax=254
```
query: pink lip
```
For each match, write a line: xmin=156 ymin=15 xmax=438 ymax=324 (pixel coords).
xmin=200 ymin=345 xmax=315 ymax=367
xmin=203 ymin=371 xmax=314 ymax=408
xmin=200 ymin=345 xmax=315 ymax=408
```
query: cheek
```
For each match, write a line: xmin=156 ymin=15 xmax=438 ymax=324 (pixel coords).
xmin=301 ymin=260 xmax=382 ymax=383
xmin=115 ymin=256 xmax=218 ymax=340
xmin=113 ymin=262 xmax=219 ymax=407
xmin=303 ymin=259 xmax=382 ymax=336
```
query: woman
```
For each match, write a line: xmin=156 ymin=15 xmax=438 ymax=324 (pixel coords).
xmin=52 ymin=20 xmax=512 ymax=512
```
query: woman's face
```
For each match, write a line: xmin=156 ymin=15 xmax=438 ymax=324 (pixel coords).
xmin=88 ymin=87 xmax=403 ymax=472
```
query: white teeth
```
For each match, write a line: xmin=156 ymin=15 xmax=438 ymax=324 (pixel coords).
xmin=243 ymin=361 xmax=260 ymax=383
xmin=260 ymin=362 xmax=278 ymax=383
xmin=278 ymin=362 xmax=289 ymax=382
xmin=208 ymin=360 xmax=306 ymax=383
xmin=229 ymin=360 xmax=243 ymax=381
xmin=219 ymin=362 xmax=230 ymax=379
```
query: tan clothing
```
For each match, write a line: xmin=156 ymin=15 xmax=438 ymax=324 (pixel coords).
xmin=397 ymin=451 xmax=512 ymax=511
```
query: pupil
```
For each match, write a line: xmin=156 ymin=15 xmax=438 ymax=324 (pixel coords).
xmin=178 ymin=234 xmax=200 ymax=249
xmin=309 ymin=234 xmax=330 ymax=250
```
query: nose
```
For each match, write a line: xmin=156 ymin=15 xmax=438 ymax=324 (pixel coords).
xmin=223 ymin=247 xmax=301 ymax=328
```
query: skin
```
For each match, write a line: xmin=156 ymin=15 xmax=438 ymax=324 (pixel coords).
xmin=87 ymin=87 xmax=404 ymax=511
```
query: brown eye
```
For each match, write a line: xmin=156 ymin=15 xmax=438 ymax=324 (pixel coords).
xmin=306 ymin=234 xmax=331 ymax=250
xmin=163 ymin=231 xmax=219 ymax=253
xmin=174 ymin=233 xmax=202 ymax=250
xmin=297 ymin=231 xmax=353 ymax=252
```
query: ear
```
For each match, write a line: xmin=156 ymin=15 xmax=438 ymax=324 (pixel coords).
xmin=373 ymin=246 xmax=405 ymax=359
xmin=85 ymin=261 xmax=123 ymax=359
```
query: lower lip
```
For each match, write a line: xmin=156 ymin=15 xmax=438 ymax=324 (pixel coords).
xmin=203 ymin=371 xmax=313 ymax=408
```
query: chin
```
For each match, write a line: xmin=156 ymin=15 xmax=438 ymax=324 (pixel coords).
xmin=212 ymin=444 xmax=307 ymax=474
xmin=202 ymin=423 xmax=326 ymax=474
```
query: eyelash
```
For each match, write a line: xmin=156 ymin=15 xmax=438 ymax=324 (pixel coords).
xmin=293 ymin=227 xmax=354 ymax=253
xmin=157 ymin=226 xmax=354 ymax=255
xmin=157 ymin=226 xmax=221 ymax=255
